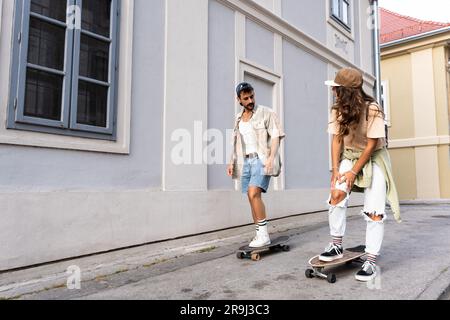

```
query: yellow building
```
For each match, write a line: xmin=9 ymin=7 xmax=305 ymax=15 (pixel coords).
xmin=380 ymin=9 xmax=450 ymax=200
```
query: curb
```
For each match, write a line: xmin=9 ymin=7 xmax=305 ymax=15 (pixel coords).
xmin=0 ymin=208 xmax=345 ymax=300
xmin=416 ymin=267 xmax=450 ymax=300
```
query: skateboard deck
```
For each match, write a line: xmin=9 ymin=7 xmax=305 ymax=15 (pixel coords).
xmin=236 ymin=236 xmax=290 ymax=261
xmin=305 ymin=245 xmax=366 ymax=283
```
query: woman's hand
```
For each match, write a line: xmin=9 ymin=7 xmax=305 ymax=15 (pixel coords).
xmin=341 ymin=171 xmax=357 ymax=190
xmin=330 ymin=169 xmax=341 ymax=189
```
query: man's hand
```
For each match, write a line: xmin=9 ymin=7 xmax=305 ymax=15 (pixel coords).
xmin=264 ymin=157 xmax=274 ymax=175
xmin=227 ymin=164 xmax=234 ymax=177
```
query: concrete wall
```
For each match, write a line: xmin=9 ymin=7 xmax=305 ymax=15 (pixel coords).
xmin=389 ymin=148 xmax=418 ymax=200
xmin=352 ymin=0 xmax=361 ymax=67
xmin=433 ymin=46 xmax=450 ymax=199
xmin=359 ymin=1 xmax=374 ymax=75
xmin=253 ymin=0 xmax=274 ymax=12
xmin=382 ymin=36 xmax=450 ymax=200
xmin=281 ymin=0 xmax=326 ymax=44
xmin=0 ymin=0 xmax=164 ymax=192
xmin=207 ymin=0 xmax=236 ymax=190
xmin=438 ymin=145 xmax=450 ymax=198
xmin=163 ymin=0 xmax=209 ymax=191
xmin=381 ymin=55 xmax=415 ymax=140
xmin=282 ymin=40 xmax=329 ymax=189
xmin=433 ymin=46 xmax=449 ymax=137
xmin=246 ymin=18 xmax=274 ymax=69
xmin=381 ymin=55 xmax=417 ymax=200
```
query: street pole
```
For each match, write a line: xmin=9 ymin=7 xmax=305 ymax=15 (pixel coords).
xmin=372 ymin=0 xmax=382 ymax=104
xmin=371 ymin=0 xmax=388 ymax=144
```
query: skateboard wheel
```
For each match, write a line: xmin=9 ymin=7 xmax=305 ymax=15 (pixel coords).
xmin=282 ymin=245 xmax=290 ymax=252
xmin=327 ymin=274 xmax=337 ymax=284
xmin=236 ymin=252 xmax=244 ymax=259
xmin=305 ymin=269 xmax=314 ymax=279
xmin=251 ymin=253 xmax=261 ymax=261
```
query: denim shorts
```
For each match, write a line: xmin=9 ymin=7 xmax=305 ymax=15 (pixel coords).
xmin=241 ymin=157 xmax=271 ymax=194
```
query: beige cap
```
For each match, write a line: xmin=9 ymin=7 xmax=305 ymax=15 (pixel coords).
xmin=325 ymin=68 xmax=363 ymax=88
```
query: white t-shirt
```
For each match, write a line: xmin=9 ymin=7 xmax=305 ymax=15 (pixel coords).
xmin=239 ymin=121 xmax=258 ymax=155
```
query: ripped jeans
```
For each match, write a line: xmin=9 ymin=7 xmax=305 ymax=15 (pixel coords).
xmin=328 ymin=159 xmax=386 ymax=256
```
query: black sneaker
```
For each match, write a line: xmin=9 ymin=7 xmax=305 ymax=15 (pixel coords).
xmin=355 ymin=261 xmax=377 ymax=282
xmin=319 ymin=243 xmax=344 ymax=262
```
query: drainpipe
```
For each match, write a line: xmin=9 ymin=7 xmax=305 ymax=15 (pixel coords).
xmin=371 ymin=0 xmax=382 ymax=104
xmin=371 ymin=0 xmax=387 ymax=144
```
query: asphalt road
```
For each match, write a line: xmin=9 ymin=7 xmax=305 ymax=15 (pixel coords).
xmin=3 ymin=203 xmax=448 ymax=301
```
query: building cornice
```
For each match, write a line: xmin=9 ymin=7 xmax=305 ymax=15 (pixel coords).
xmin=381 ymin=27 xmax=450 ymax=58
xmin=217 ymin=0 xmax=376 ymax=85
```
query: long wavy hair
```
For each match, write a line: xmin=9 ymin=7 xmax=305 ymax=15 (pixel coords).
xmin=331 ymin=86 xmax=382 ymax=139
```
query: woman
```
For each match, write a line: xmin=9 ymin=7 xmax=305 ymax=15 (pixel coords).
xmin=320 ymin=68 xmax=401 ymax=282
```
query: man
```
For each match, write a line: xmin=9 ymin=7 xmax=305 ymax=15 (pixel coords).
xmin=227 ymin=82 xmax=285 ymax=248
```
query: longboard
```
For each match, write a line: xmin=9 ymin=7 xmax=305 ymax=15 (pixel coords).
xmin=305 ymin=245 xmax=366 ymax=283
xmin=236 ymin=236 xmax=290 ymax=261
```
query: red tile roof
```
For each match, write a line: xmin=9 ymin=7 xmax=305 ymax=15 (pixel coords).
xmin=380 ymin=8 xmax=450 ymax=44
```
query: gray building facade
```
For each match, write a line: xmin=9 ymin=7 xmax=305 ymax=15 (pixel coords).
xmin=0 ymin=0 xmax=376 ymax=270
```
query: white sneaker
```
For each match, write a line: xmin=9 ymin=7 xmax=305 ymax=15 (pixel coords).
xmin=249 ymin=235 xmax=271 ymax=248
xmin=249 ymin=226 xmax=271 ymax=248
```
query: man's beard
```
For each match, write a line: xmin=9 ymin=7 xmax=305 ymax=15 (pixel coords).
xmin=244 ymin=103 xmax=255 ymax=111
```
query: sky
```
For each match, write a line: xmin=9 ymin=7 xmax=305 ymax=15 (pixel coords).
xmin=378 ymin=0 xmax=450 ymax=23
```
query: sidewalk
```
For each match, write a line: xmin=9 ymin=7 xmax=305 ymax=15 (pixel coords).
xmin=1 ymin=202 xmax=449 ymax=300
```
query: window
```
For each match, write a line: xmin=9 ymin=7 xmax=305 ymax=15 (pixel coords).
xmin=8 ymin=0 xmax=119 ymax=140
xmin=330 ymin=0 xmax=351 ymax=30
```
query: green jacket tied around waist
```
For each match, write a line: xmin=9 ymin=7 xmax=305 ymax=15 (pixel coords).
xmin=342 ymin=148 xmax=402 ymax=223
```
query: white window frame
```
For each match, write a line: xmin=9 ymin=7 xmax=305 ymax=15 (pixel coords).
xmin=10 ymin=0 xmax=118 ymax=137
xmin=330 ymin=0 xmax=351 ymax=31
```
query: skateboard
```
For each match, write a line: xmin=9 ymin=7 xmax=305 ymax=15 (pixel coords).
xmin=236 ymin=236 xmax=290 ymax=261
xmin=305 ymin=245 xmax=366 ymax=283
